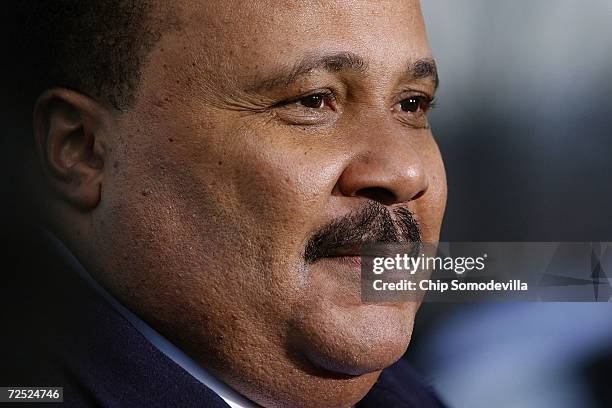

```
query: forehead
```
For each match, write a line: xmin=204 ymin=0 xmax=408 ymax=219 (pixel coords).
xmin=151 ymin=0 xmax=431 ymax=84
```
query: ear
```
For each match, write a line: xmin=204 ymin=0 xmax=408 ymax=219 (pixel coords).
xmin=33 ymin=89 xmax=108 ymax=209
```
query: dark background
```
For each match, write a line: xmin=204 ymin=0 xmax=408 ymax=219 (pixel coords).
xmin=406 ymin=2 xmax=612 ymax=407
xmin=427 ymin=0 xmax=612 ymax=242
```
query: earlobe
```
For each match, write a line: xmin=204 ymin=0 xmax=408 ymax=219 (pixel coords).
xmin=33 ymin=89 xmax=107 ymax=209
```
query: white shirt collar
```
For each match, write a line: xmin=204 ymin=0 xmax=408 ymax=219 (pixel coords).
xmin=43 ymin=230 xmax=256 ymax=408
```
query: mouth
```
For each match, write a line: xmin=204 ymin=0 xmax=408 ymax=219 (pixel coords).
xmin=315 ymin=245 xmax=397 ymax=269
xmin=310 ymin=243 xmax=369 ymax=273
xmin=314 ymin=243 xmax=372 ymax=268
xmin=319 ymin=254 xmax=363 ymax=268
xmin=316 ymin=244 xmax=410 ymax=261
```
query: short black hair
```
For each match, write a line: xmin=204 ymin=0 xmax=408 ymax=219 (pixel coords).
xmin=1 ymin=1 xmax=176 ymax=224
xmin=3 ymin=1 xmax=175 ymax=111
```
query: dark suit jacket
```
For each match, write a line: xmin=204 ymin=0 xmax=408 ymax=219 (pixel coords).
xmin=0 ymin=226 xmax=445 ymax=407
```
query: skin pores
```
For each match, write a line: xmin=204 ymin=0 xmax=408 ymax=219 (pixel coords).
xmin=57 ymin=1 xmax=447 ymax=406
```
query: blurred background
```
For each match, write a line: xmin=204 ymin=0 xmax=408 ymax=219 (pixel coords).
xmin=405 ymin=1 xmax=612 ymax=407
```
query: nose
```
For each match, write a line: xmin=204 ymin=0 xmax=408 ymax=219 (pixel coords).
xmin=336 ymin=139 xmax=428 ymax=206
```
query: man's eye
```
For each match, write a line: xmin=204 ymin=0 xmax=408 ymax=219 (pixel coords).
xmin=295 ymin=93 xmax=328 ymax=109
xmin=394 ymin=96 xmax=433 ymax=113
xmin=273 ymin=91 xmax=337 ymax=126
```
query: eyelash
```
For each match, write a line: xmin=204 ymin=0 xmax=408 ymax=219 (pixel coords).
xmin=274 ymin=90 xmax=435 ymax=129
xmin=392 ymin=95 xmax=436 ymax=114
xmin=285 ymin=90 xmax=336 ymax=110
xmin=285 ymin=91 xmax=435 ymax=114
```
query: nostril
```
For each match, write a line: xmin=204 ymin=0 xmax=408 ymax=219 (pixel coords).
xmin=354 ymin=187 xmax=397 ymax=206
xmin=411 ymin=189 xmax=425 ymax=201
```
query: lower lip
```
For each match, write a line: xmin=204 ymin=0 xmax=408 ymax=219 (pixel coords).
xmin=313 ymin=257 xmax=411 ymax=307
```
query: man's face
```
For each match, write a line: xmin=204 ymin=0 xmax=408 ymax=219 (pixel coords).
xmin=85 ymin=0 xmax=446 ymax=405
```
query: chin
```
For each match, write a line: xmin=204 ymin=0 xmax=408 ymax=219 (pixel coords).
xmin=291 ymin=301 xmax=417 ymax=376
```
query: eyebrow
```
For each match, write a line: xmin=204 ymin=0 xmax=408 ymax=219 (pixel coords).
xmin=411 ymin=57 xmax=439 ymax=90
xmin=247 ymin=51 xmax=439 ymax=93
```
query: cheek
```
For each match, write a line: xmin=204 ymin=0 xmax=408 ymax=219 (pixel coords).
xmin=99 ymin=112 xmax=345 ymax=321
xmin=428 ymin=141 xmax=447 ymax=202
xmin=413 ymin=137 xmax=447 ymax=242
xmin=231 ymin=131 xmax=340 ymax=253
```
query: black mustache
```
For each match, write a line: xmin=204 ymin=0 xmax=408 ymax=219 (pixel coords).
xmin=304 ymin=202 xmax=421 ymax=263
